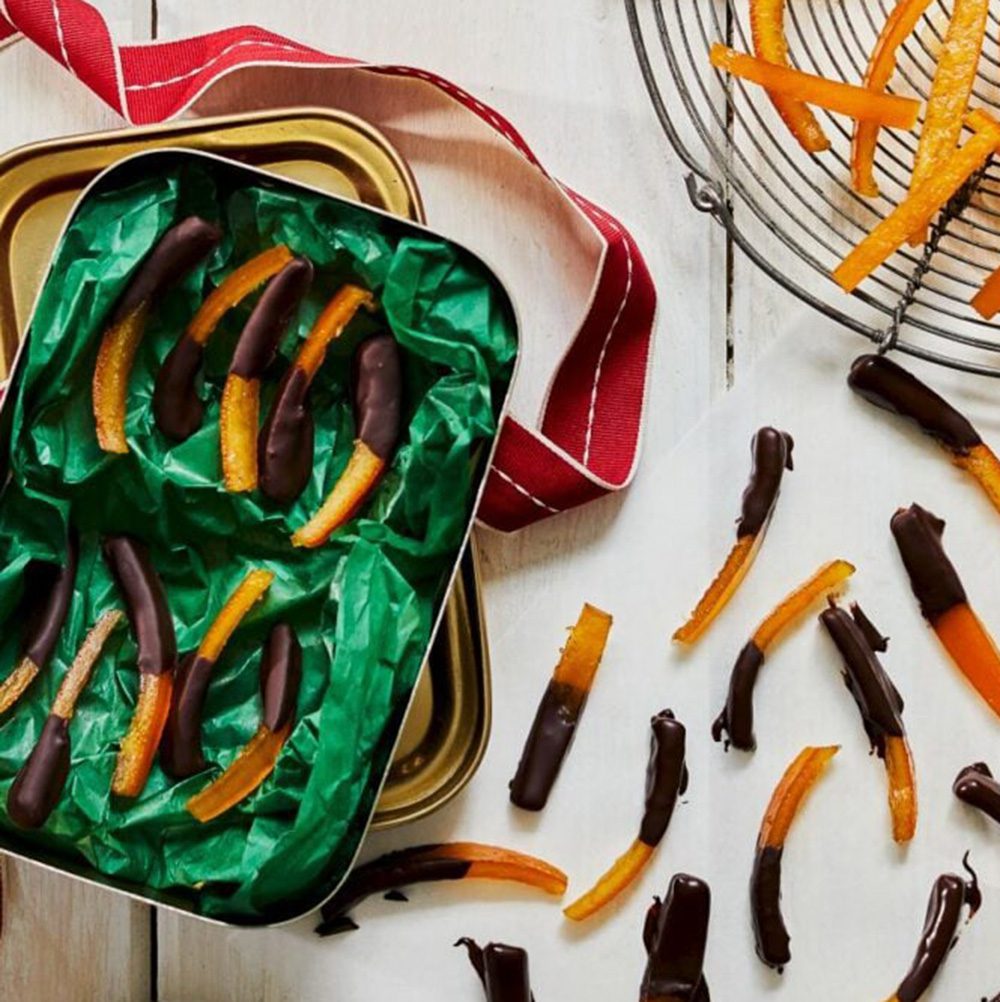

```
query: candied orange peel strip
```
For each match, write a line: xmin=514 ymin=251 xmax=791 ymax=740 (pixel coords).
xmin=759 ymin=745 xmax=839 ymax=849
xmin=0 ymin=658 xmax=41 ymax=716
xmin=187 ymin=245 xmax=293 ymax=345
xmin=552 ymin=603 xmax=614 ymax=692
xmin=709 ymin=45 xmax=920 ymax=129
xmin=563 ymin=839 xmax=654 ymax=922
xmin=750 ymin=0 xmax=830 ymax=153
xmin=441 ymin=843 xmax=569 ymax=895
xmin=112 ymin=671 xmax=173 ymax=798
xmin=851 ymin=0 xmax=933 ymax=196
xmin=51 ymin=611 xmax=123 ymax=720
xmin=753 ymin=560 xmax=855 ymax=652
xmin=295 ymin=285 xmax=375 ymax=380
xmin=971 ymin=264 xmax=1000 ymax=318
xmin=907 ymin=0 xmax=989 ymax=245
xmin=92 ymin=306 xmax=148 ymax=454
xmin=199 ymin=569 xmax=274 ymax=662
xmin=220 ymin=373 xmax=261 ymax=492
xmin=933 ymin=602 xmax=1000 ymax=718
xmin=835 ymin=110 xmax=1000 ymax=292
xmin=952 ymin=444 xmax=1000 ymax=516
xmin=187 ymin=722 xmax=289 ymax=822
xmin=292 ymin=441 xmax=385 ymax=547
xmin=885 ymin=734 xmax=918 ymax=844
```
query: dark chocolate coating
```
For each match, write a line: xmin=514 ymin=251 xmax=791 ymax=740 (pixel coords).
xmin=848 ymin=353 xmax=981 ymax=456
xmin=750 ymin=846 xmax=790 ymax=971
xmin=640 ymin=709 xmax=688 ymax=847
xmin=22 ymin=529 xmax=78 ymax=668
xmin=851 ymin=602 xmax=889 ymax=653
xmin=895 ymin=871 xmax=980 ymax=1002
xmin=737 ymin=427 xmax=794 ymax=538
xmin=317 ymin=844 xmax=471 ymax=934
xmin=102 ymin=536 xmax=176 ymax=675
xmin=353 ymin=334 xmax=402 ymax=459
xmin=153 ymin=334 xmax=206 ymax=441
xmin=258 ymin=366 xmax=314 ymax=504
xmin=260 ymin=623 xmax=302 ymax=732
xmin=113 ymin=217 xmax=221 ymax=322
xmin=641 ymin=873 xmax=711 ymax=1002
xmin=229 ymin=257 xmax=313 ymax=378
xmin=509 ymin=681 xmax=585 ymax=812
xmin=890 ymin=504 xmax=966 ymax=623
xmin=160 ymin=653 xmax=212 ymax=778
xmin=954 ymin=762 xmax=1000 ymax=825
xmin=457 ymin=939 xmax=532 ymax=1002
xmin=7 ymin=714 xmax=71 ymax=829
xmin=820 ymin=602 xmax=904 ymax=756
xmin=711 ymin=641 xmax=765 ymax=752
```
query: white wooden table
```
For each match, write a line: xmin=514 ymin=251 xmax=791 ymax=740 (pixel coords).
xmin=0 ymin=2 xmax=815 ymax=999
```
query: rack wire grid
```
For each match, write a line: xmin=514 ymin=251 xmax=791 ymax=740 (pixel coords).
xmin=626 ymin=0 xmax=1000 ymax=375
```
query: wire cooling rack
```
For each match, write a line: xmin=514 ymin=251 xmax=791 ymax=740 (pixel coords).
xmin=626 ymin=0 xmax=1000 ymax=375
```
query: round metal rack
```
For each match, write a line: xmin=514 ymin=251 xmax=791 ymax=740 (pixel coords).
xmin=626 ymin=0 xmax=1000 ymax=375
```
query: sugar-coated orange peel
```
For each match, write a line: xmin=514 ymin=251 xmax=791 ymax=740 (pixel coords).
xmin=759 ymin=745 xmax=839 ymax=850
xmin=291 ymin=441 xmax=384 ymax=547
xmin=750 ymin=0 xmax=830 ymax=153
xmin=852 ymin=0 xmax=933 ymax=196
xmin=934 ymin=602 xmax=1000 ymax=718
xmin=885 ymin=734 xmax=918 ymax=844
xmin=0 ymin=659 xmax=41 ymax=717
xmin=112 ymin=671 xmax=173 ymax=798
xmin=952 ymin=444 xmax=1000 ymax=516
xmin=93 ymin=305 xmax=148 ymax=454
xmin=835 ymin=110 xmax=1000 ymax=291
xmin=295 ymin=284 xmax=375 ymax=380
xmin=220 ymin=373 xmax=260 ymax=492
xmin=563 ymin=840 xmax=654 ymax=922
xmin=907 ymin=0 xmax=989 ymax=245
xmin=199 ymin=569 xmax=274 ymax=662
xmin=971 ymin=265 xmax=1000 ymax=318
xmin=186 ymin=245 xmax=293 ymax=345
xmin=552 ymin=603 xmax=613 ymax=691
xmin=709 ymin=45 xmax=920 ymax=129
xmin=186 ymin=721 xmax=290 ymax=822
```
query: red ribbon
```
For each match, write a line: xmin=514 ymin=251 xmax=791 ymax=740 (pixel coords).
xmin=0 ymin=0 xmax=657 ymax=532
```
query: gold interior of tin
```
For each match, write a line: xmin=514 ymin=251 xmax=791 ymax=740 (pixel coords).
xmin=0 ymin=108 xmax=488 ymax=832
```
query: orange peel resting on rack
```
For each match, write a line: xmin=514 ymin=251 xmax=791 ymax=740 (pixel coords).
xmin=749 ymin=0 xmax=830 ymax=153
xmin=851 ymin=0 xmax=934 ymax=196
xmin=970 ymin=264 xmax=1000 ymax=318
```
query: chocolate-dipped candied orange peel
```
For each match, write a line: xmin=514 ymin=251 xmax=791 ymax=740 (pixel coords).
xmin=820 ymin=600 xmax=916 ymax=842
xmin=0 ymin=531 xmax=79 ymax=716
xmin=849 ymin=353 xmax=1000 ymax=517
xmin=640 ymin=873 xmax=711 ymax=1002
xmin=954 ymin=762 xmax=1000 ymax=826
xmin=8 ymin=610 xmax=122 ymax=829
xmin=713 ymin=559 xmax=855 ymax=751
xmin=103 ymin=536 xmax=177 ymax=798
xmin=220 ymin=256 xmax=314 ymax=492
xmin=674 ymin=427 xmax=793 ymax=645
xmin=751 ymin=744 xmax=838 ymax=971
xmin=509 ymin=602 xmax=613 ymax=812
xmin=186 ymin=622 xmax=301 ymax=822
xmin=259 ymin=284 xmax=375 ymax=504
xmin=161 ymin=567 xmax=274 ymax=778
xmin=456 ymin=939 xmax=533 ymax=1002
xmin=154 ymin=244 xmax=294 ymax=441
xmin=564 ymin=709 xmax=687 ymax=922
xmin=316 ymin=842 xmax=567 ymax=935
xmin=93 ymin=217 xmax=221 ymax=453
xmin=292 ymin=333 xmax=402 ymax=547
xmin=891 ymin=503 xmax=1000 ymax=718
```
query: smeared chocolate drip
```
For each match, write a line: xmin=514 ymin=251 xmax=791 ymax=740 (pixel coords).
xmin=640 ymin=709 xmax=688 ymax=847
xmin=260 ymin=623 xmax=301 ymax=732
xmin=456 ymin=939 xmax=532 ymax=1002
xmin=737 ymin=427 xmax=794 ymax=538
xmin=7 ymin=715 xmax=71 ymax=829
xmin=258 ymin=366 xmax=314 ymax=504
xmin=153 ymin=335 xmax=206 ymax=442
xmin=229 ymin=257 xmax=313 ymax=378
xmin=112 ymin=216 xmax=221 ymax=323
xmin=161 ymin=653 xmax=212 ymax=778
xmin=820 ymin=601 xmax=904 ymax=757
xmin=316 ymin=845 xmax=472 ymax=935
xmin=641 ymin=873 xmax=711 ymax=1002
xmin=750 ymin=846 xmax=789 ymax=971
xmin=509 ymin=680 xmax=586 ymax=812
xmin=890 ymin=504 xmax=966 ymax=623
xmin=850 ymin=602 xmax=889 ymax=653
xmin=102 ymin=536 xmax=176 ymax=675
xmin=954 ymin=763 xmax=1000 ymax=825
xmin=894 ymin=861 xmax=981 ymax=1002
xmin=22 ymin=529 xmax=78 ymax=669
xmin=848 ymin=354 xmax=981 ymax=456
xmin=353 ymin=334 xmax=402 ymax=459
xmin=711 ymin=641 xmax=764 ymax=752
